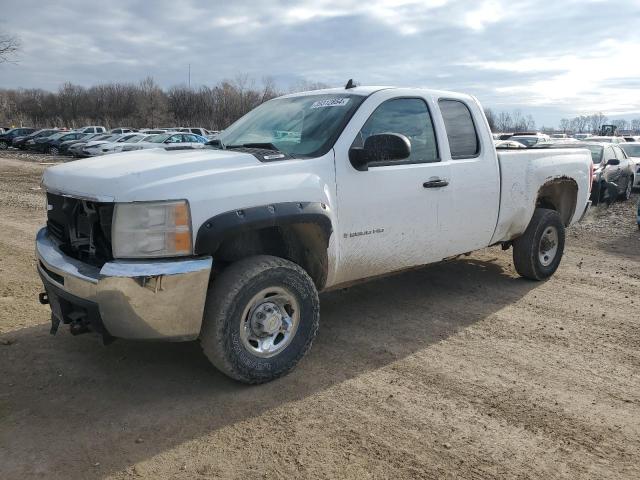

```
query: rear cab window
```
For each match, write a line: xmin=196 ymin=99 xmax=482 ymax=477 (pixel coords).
xmin=438 ymin=99 xmax=480 ymax=159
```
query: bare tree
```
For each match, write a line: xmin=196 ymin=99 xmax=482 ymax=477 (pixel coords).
xmin=559 ymin=118 xmax=570 ymax=132
xmin=0 ymin=33 xmax=20 ymax=63
xmin=588 ymin=112 xmax=607 ymax=134
xmin=631 ymin=118 xmax=640 ymax=134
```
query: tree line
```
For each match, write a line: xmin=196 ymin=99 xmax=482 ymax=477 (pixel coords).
xmin=558 ymin=115 xmax=640 ymax=134
xmin=0 ymin=76 xmax=326 ymax=130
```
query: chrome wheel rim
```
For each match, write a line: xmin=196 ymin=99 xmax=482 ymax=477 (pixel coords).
xmin=239 ymin=287 xmax=300 ymax=358
xmin=539 ymin=226 xmax=558 ymax=267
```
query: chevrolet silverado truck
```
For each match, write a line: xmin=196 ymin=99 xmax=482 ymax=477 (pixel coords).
xmin=36 ymin=85 xmax=592 ymax=383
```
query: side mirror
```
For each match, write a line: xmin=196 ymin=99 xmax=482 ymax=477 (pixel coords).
xmin=606 ymin=158 xmax=620 ymax=166
xmin=349 ymin=133 xmax=411 ymax=171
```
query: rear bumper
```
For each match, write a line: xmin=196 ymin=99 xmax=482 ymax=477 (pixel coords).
xmin=36 ymin=227 xmax=212 ymax=341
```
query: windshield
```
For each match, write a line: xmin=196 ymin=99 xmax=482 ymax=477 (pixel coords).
xmin=218 ymin=94 xmax=366 ymax=157
xmin=510 ymin=136 xmax=539 ymax=147
xmin=620 ymin=144 xmax=640 ymax=157
xmin=149 ymin=134 xmax=172 ymax=143
xmin=582 ymin=144 xmax=603 ymax=163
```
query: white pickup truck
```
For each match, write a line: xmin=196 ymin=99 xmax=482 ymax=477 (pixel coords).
xmin=36 ymin=85 xmax=592 ymax=383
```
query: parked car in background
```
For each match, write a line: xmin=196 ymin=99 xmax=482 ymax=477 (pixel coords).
xmin=584 ymin=136 xmax=626 ymax=144
xmin=177 ymin=127 xmax=210 ymax=137
xmin=97 ymin=134 xmax=156 ymax=155
xmin=109 ymin=128 xmax=136 ymax=134
xmin=551 ymin=133 xmax=569 ymax=139
xmin=574 ymin=133 xmax=591 ymax=140
xmin=67 ymin=133 xmax=114 ymax=157
xmin=32 ymin=131 xmax=87 ymax=155
xmin=122 ymin=132 xmax=206 ymax=151
xmin=76 ymin=126 xmax=106 ymax=134
xmin=139 ymin=129 xmax=169 ymax=135
xmin=495 ymin=140 xmax=527 ymax=149
xmin=619 ymin=143 xmax=640 ymax=188
xmin=509 ymin=134 xmax=550 ymax=147
xmin=58 ymin=133 xmax=102 ymax=156
xmin=0 ymin=127 xmax=37 ymax=149
xmin=78 ymin=134 xmax=128 ymax=157
xmin=535 ymin=142 xmax=634 ymax=204
xmin=623 ymin=136 xmax=640 ymax=142
xmin=82 ymin=133 xmax=145 ymax=156
xmin=17 ymin=129 xmax=60 ymax=150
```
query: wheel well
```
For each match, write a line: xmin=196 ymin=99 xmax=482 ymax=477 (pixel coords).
xmin=536 ymin=177 xmax=578 ymax=226
xmin=211 ymin=223 xmax=329 ymax=290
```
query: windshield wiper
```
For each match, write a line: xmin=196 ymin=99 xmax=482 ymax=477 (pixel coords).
xmin=227 ymin=142 xmax=280 ymax=151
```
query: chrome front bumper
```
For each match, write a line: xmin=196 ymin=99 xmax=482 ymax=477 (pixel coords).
xmin=36 ymin=227 xmax=212 ymax=341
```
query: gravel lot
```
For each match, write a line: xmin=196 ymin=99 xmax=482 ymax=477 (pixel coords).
xmin=1 ymin=151 xmax=639 ymax=479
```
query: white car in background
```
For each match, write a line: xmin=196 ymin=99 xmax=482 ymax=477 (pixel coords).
xmin=508 ymin=135 xmax=550 ymax=147
xmin=80 ymin=133 xmax=134 ymax=157
xmin=90 ymin=134 xmax=153 ymax=156
xmin=494 ymin=139 xmax=527 ymax=149
xmin=76 ymin=126 xmax=107 ymax=134
xmin=574 ymin=133 xmax=591 ymax=140
xmin=584 ymin=136 xmax=626 ymax=144
xmin=122 ymin=132 xmax=207 ymax=152
xmin=620 ymin=142 xmax=640 ymax=187
xmin=177 ymin=127 xmax=210 ymax=137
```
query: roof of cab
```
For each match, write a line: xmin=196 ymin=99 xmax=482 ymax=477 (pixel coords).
xmin=279 ymin=85 xmax=474 ymax=100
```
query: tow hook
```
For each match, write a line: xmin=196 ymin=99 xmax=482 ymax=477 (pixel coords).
xmin=38 ymin=292 xmax=49 ymax=305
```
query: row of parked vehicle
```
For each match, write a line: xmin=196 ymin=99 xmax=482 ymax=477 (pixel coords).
xmin=492 ymin=131 xmax=640 ymax=207
xmin=0 ymin=126 xmax=220 ymax=158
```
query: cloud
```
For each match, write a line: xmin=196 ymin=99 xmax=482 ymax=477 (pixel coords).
xmin=1 ymin=0 xmax=640 ymax=126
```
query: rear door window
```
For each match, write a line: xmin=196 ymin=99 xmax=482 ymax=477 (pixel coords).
xmin=438 ymin=99 xmax=480 ymax=159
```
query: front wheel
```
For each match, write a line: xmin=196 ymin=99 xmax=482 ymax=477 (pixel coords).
xmin=49 ymin=146 xmax=59 ymax=156
xmin=620 ymin=176 xmax=633 ymax=201
xmin=200 ymin=255 xmax=319 ymax=384
xmin=0 ymin=140 xmax=7 ymax=150
xmin=513 ymin=208 xmax=565 ymax=280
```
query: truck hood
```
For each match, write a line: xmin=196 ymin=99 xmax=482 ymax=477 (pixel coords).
xmin=42 ymin=148 xmax=261 ymax=202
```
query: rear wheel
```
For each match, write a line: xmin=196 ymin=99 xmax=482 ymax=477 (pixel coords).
xmin=0 ymin=140 xmax=7 ymax=150
xmin=200 ymin=255 xmax=319 ymax=384
xmin=49 ymin=146 xmax=59 ymax=156
xmin=513 ymin=208 xmax=565 ymax=280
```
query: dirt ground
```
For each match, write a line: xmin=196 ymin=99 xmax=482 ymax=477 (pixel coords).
xmin=1 ymin=150 xmax=639 ymax=479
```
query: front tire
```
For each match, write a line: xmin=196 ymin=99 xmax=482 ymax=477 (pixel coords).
xmin=0 ymin=140 xmax=7 ymax=150
xmin=200 ymin=255 xmax=319 ymax=384
xmin=620 ymin=176 xmax=633 ymax=201
xmin=513 ymin=208 xmax=565 ymax=280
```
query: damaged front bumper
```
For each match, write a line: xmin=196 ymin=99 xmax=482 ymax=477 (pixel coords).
xmin=36 ymin=227 xmax=212 ymax=342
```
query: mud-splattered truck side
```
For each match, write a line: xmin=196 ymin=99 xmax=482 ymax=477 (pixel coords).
xmin=36 ymin=85 xmax=592 ymax=383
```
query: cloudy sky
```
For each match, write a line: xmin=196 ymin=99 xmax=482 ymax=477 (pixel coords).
xmin=2 ymin=0 xmax=640 ymax=126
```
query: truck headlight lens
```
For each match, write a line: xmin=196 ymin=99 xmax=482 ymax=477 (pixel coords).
xmin=112 ymin=200 xmax=193 ymax=258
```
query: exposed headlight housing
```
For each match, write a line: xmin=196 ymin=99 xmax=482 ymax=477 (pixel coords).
xmin=112 ymin=200 xmax=193 ymax=258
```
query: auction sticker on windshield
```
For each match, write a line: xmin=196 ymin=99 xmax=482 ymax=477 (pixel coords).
xmin=310 ymin=98 xmax=350 ymax=108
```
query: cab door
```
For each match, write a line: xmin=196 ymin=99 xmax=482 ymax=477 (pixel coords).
xmin=435 ymin=98 xmax=500 ymax=257
xmin=332 ymin=90 xmax=451 ymax=285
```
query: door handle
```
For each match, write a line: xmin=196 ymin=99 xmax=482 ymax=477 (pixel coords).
xmin=423 ymin=178 xmax=449 ymax=188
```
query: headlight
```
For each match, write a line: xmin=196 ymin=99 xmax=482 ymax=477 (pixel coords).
xmin=112 ymin=200 xmax=193 ymax=258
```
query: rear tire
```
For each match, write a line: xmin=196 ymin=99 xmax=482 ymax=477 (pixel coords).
xmin=49 ymin=146 xmax=59 ymax=156
xmin=0 ymin=140 xmax=7 ymax=150
xmin=513 ymin=208 xmax=565 ymax=280
xmin=200 ymin=255 xmax=319 ymax=384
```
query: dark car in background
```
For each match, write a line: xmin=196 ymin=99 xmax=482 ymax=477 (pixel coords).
xmin=0 ymin=127 xmax=36 ymax=149
xmin=57 ymin=133 xmax=102 ymax=155
xmin=15 ymin=129 xmax=60 ymax=150
xmin=31 ymin=131 xmax=87 ymax=154
xmin=533 ymin=141 xmax=635 ymax=204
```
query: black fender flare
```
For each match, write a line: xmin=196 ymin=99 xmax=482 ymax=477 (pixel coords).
xmin=194 ymin=201 xmax=333 ymax=255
